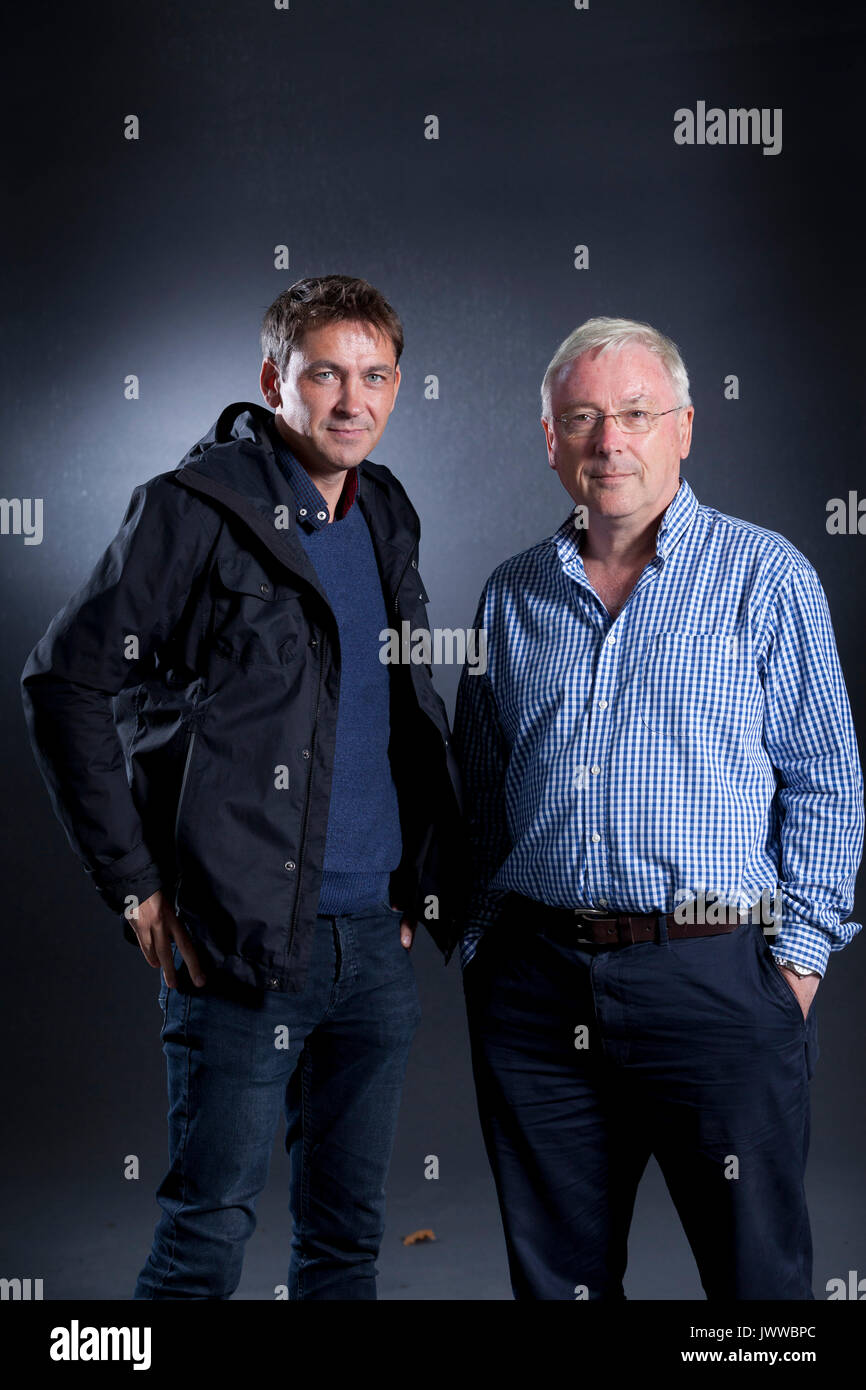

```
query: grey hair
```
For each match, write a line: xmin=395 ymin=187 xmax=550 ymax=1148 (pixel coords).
xmin=540 ymin=316 xmax=692 ymax=420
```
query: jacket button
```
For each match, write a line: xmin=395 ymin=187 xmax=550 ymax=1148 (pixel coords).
xmin=268 ymin=977 xmax=280 ymax=989
xmin=284 ymin=860 xmax=296 ymax=872
xmin=411 ymin=559 xmax=417 ymax=568
xmin=310 ymin=638 xmax=318 ymax=648
xmin=260 ymin=583 xmax=269 ymax=594
xmin=302 ymin=748 xmax=311 ymax=759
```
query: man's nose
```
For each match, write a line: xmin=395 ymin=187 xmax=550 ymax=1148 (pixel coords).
xmin=594 ymin=415 xmax=626 ymax=450
xmin=335 ymin=377 xmax=365 ymax=414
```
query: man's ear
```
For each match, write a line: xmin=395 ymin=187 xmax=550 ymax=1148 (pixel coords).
xmin=260 ymin=358 xmax=282 ymax=408
xmin=679 ymin=405 xmax=694 ymax=460
xmin=389 ymin=363 xmax=402 ymax=412
xmin=541 ymin=415 xmax=557 ymax=470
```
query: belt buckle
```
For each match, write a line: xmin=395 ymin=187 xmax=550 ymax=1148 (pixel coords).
xmin=571 ymin=906 xmax=610 ymax=945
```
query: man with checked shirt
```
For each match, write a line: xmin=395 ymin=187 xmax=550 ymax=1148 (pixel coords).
xmin=454 ymin=316 xmax=863 ymax=1300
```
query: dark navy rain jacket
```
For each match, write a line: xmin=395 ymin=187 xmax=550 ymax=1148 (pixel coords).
xmin=20 ymin=402 xmax=464 ymax=993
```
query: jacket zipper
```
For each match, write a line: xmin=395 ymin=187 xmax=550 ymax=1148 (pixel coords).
xmin=286 ymin=628 xmax=326 ymax=962
xmin=393 ymin=548 xmax=414 ymax=620
xmin=390 ymin=547 xmax=422 ymax=922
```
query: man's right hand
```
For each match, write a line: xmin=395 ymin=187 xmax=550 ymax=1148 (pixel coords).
xmin=127 ymin=889 xmax=206 ymax=989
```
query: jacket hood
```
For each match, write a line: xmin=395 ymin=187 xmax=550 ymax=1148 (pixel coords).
xmin=186 ymin=399 xmax=275 ymax=455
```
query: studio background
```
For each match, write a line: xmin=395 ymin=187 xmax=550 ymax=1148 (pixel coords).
xmin=2 ymin=0 xmax=864 ymax=1299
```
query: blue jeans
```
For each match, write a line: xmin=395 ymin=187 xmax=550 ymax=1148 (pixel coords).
xmin=464 ymin=910 xmax=819 ymax=1300
xmin=133 ymin=901 xmax=421 ymax=1300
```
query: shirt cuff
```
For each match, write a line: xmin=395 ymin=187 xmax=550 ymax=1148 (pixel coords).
xmin=766 ymin=922 xmax=832 ymax=978
xmin=458 ymin=925 xmax=487 ymax=971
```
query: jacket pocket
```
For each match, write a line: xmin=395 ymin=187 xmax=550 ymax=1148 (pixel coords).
xmin=124 ymin=676 xmax=205 ymax=889
xmin=171 ymin=716 xmax=208 ymax=915
xmin=212 ymin=553 xmax=306 ymax=667
xmin=215 ymin=553 xmax=283 ymax=600
xmin=173 ymin=722 xmax=200 ymax=848
xmin=638 ymin=630 xmax=743 ymax=738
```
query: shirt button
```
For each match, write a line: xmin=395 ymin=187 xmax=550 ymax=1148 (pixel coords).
xmin=591 ymin=833 xmax=601 ymax=843
xmin=598 ymin=897 xmax=608 ymax=907
xmin=590 ymin=765 xmax=600 ymax=775
xmin=298 ymin=507 xmax=308 ymax=517
xmin=316 ymin=510 xmax=327 ymax=521
xmin=302 ymin=749 xmax=311 ymax=759
xmin=284 ymin=860 xmax=296 ymax=872
xmin=310 ymin=638 xmax=318 ymax=648
xmin=598 ymin=699 xmax=608 ymax=709
xmin=606 ymin=635 xmax=616 ymax=645
xmin=268 ymin=977 xmax=280 ymax=989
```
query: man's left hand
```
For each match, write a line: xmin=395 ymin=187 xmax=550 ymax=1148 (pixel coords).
xmin=778 ymin=965 xmax=820 ymax=1020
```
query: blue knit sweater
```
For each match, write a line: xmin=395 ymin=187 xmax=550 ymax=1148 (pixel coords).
xmin=269 ymin=427 xmax=402 ymax=915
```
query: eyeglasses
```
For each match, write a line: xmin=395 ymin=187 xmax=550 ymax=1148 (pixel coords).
xmin=553 ymin=405 xmax=687 ymax=437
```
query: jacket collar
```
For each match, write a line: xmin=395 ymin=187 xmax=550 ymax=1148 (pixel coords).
xmin=171 ymin=401 xmax=418 ymax=610
xmin=265 ymin=415 xmax=360 ymax=528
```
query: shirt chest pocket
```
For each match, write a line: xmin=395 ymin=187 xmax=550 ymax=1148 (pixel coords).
xmin=639 ymin=630 xmax=745 ymax=739
xmin=211 ymin=554 xmax=307 ymax=668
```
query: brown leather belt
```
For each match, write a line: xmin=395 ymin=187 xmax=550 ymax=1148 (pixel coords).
xmin=506 ymin=892 xmax=756 ymax=947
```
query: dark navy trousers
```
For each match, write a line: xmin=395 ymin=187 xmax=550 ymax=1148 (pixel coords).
xmin=463 ymin=908 xmax=819 ymax=1301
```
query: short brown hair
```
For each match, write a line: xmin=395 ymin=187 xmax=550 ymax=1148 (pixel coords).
xmin=261 ymin=275 xmax=404 ymax=377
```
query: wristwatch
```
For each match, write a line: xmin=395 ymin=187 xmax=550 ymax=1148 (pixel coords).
xmin=775 ymin=958 xmax=820 ymax=979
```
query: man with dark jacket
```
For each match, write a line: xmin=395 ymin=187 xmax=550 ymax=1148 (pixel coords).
xmin=20 ymin=274 xmax=462 ymax=1300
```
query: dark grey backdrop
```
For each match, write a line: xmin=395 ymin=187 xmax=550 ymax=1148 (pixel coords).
xmin=2 ymin=0 xmax=864 ymax=1299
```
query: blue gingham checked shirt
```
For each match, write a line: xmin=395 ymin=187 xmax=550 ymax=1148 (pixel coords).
xmin=453 ymin=477 xmax=863 ymax=977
